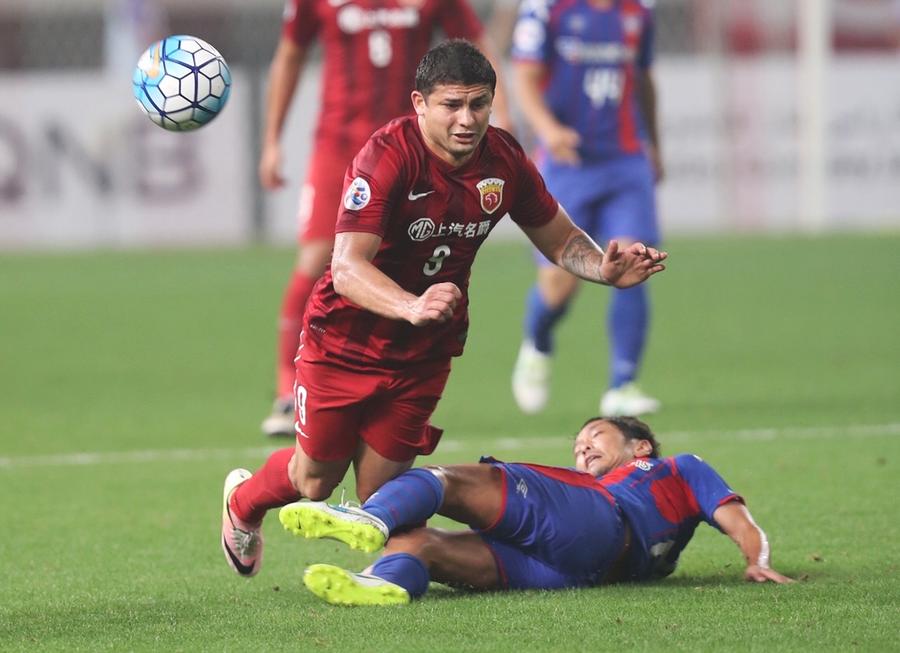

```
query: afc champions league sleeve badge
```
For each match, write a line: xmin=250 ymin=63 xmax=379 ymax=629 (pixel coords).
xmin=343 ymin=177 xmax=372 ymax=211
xmin=476 ymin=178 xmax=505 ymax=214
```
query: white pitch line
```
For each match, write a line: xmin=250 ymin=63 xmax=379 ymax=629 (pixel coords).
xmin=0 ymin=422 xmax=898 ymax=470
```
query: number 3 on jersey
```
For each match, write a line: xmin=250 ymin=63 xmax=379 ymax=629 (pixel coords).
xmin=423 ymin=245 xmax=451 ymax=276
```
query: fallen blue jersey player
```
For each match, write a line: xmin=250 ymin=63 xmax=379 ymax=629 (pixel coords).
xmin=279 ymin=416 xmax=794 ymax=605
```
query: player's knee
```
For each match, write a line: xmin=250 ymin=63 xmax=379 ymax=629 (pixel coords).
xmin=299 ymin=478 xmax=335 ymax=501
xmin=289 ymin=468 xmax=336 ymax=501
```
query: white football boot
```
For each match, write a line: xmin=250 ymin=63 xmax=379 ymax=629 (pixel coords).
xmin=511 ymin=340 xmax=551 ymax=414
xmin=260 ymin=397 xmax=294 ymax=438
xmin=279 ymin=501 xmax=389 ymax=553
xmin=600 ymin=382 xmax=661 ymax=417
xmin=303 ymin=564 xmax=410 ymax=606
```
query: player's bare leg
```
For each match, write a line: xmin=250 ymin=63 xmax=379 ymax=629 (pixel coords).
xmin=384 ymin=529 xmax=501 ymax=590
xmin=262 ymin=238 xmax=334 ymax=437
xmin=302 ymin=528 xmax=499 ymax=606
xmin=537 ymin=265 xmax=580 ymax=308
xmin=286 ymin=439 xmax=353 ymax=501
xmin=513 ymin=266 xmax=579 ymax=414
xmin=424 ymin=463 xmax=506 ymax=528
xmin=351 ymin=440 xmax=416 ymax=502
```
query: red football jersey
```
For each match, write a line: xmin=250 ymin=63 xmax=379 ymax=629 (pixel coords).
xmin=282 ymin=0 xmax=483 ymax=147
xmin=303 ymin=116 xmax=559 ymax=368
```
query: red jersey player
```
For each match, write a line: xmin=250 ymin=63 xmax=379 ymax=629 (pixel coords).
xmin=260 ymin=0 xmax=510 ymax=436
xmin=222 ymin=40 xmax=667 ymax=578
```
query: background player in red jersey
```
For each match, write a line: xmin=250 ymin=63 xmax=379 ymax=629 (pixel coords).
xmin=260 ymin=0 xmax=511 ymax=437
xmin=283 ymin=416 xmax=794 ymax=606
xmin=221 ymin=40 xmax=666 ymax=579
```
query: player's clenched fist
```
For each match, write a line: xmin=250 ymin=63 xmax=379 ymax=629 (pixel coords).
xmin=405 ymin=282 xmax=462 ymax=326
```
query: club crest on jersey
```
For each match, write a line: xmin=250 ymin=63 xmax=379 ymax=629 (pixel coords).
xmin=476 ymin=178 xmax=504 ymax=214
xmin=344 ymin=177 xmax=371 ymax=211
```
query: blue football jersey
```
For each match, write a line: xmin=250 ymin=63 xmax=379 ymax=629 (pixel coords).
xmin=598 ymin=454 xmax=743 ymax=580
xmin=512 ymin=0 xmax=655 ymax=160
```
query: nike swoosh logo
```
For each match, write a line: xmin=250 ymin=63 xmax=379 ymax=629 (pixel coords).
xmin=222 ymin=535 xmax=257 ymax=576
xmin=327 ymin=0 xmax=351 ymax=6
xmin=408 ymin=190 xmax=435 ymax=200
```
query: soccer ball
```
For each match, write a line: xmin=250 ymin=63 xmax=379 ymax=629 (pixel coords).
xmin=132 ymin=35 xmax=232 ymax=131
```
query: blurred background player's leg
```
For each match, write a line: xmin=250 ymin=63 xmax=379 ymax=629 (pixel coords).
xmin=262 ymin=153 xmax=346 ymax=437
xmin=598 ymin=155 xmax=660 ymax=417
xmin=512 ymin=162 xmax=598 ymax=414
xmin=512 ymin=266 xmax=578 ymax=414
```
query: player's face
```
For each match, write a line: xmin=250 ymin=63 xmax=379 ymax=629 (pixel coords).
xmin=413 ymin=83 xmax=493 ymax=167
xmin=573 ymin=420 xmax=650 ymax=477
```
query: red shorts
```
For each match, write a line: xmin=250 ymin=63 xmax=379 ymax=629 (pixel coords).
xmin=296 ymin=146 xmax=355 ymax=243
xmin=293 ymin=355 xmax=451 ymax=463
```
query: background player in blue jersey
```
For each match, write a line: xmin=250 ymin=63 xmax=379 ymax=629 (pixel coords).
xmin=280 ymin=416 xmax=793 ymax=606
xmin=509 ymin=0 xmax=664 ymax=416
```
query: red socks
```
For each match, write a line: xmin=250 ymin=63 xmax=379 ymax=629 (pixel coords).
xmin=230 ymin=448 xmax=300 ymax=524
xmin=276 ymin=271 xmax=317 ymax=398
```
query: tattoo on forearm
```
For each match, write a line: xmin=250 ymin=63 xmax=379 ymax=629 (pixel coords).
xmin=560 ymin=234 xmax=606 ymax=283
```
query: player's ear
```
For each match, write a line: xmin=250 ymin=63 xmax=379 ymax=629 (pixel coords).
xmin=412 ymin=90 xmax=427 ymax=117
xmin=633 ymin=439 xmax=653 ymax=458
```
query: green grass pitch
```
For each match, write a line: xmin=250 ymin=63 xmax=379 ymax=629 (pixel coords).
xmin=1 ymin=233 xmax=898 ymax=651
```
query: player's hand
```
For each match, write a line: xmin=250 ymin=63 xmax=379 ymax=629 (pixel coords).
xmin=543 ymin=125 xmax=582 ymax=166
xmin=259 ymin=142 xmax=287 ymax=190
xmin=406 ymin=282 xmax=462 ymax=326
xmin=599 ymin=240 xmax=667 ymax=288
xmin=744 ymin=565 xmax=795 ymax=584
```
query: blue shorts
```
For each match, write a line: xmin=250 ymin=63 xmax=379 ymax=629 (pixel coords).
xmin=536 ymin=154 xmax=658 ymax=266
xmin=478 ymin=459 xmax=626 ymax=590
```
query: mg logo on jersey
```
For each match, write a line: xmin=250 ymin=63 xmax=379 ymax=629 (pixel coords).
xmin=343 ymin=177 xmax=371 ymax=210
xmin=476 ymin=178 xmax=504 ymax=214
xmin=408 ymin=217 xmax=436 ymax=241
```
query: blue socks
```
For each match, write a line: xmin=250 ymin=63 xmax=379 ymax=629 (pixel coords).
xmin=371 ymin=553 xmax=430 ymax=598
xmin=523 ymin=281 xmax=649 ymax=388
xmin=524 ymin=284 xmax=570 ymax=354
xmin=362 ymin=468 xmax=444 ymax=532
xmin=608 ymin=285 xmax=649 ymax=388
xmin=361 ymin=470 xmax=442 ymax=600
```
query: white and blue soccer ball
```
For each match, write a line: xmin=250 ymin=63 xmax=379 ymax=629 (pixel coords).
xmin=132 ymin=35 xmax=232 ymax=131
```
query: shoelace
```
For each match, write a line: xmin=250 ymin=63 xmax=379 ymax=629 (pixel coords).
xmin=338 ymin=488 xmax=361 ymax=510
xmin=231 ymin=527 xmax=260 ymax=556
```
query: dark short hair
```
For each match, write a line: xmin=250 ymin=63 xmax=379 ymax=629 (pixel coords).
xmin=580 ymin=416 xmax=661 ymax=458
xmin=415 ymin=39 xmax=496 ymax=97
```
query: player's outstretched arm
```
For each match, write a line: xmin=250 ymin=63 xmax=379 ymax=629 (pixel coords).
xmin=712 ymin=501 xmax=795 ymax=584
xmin=522 ymin=207 xmax=666 ymax=288
xmin=332 ymin=232 xmax=461 ymax=326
